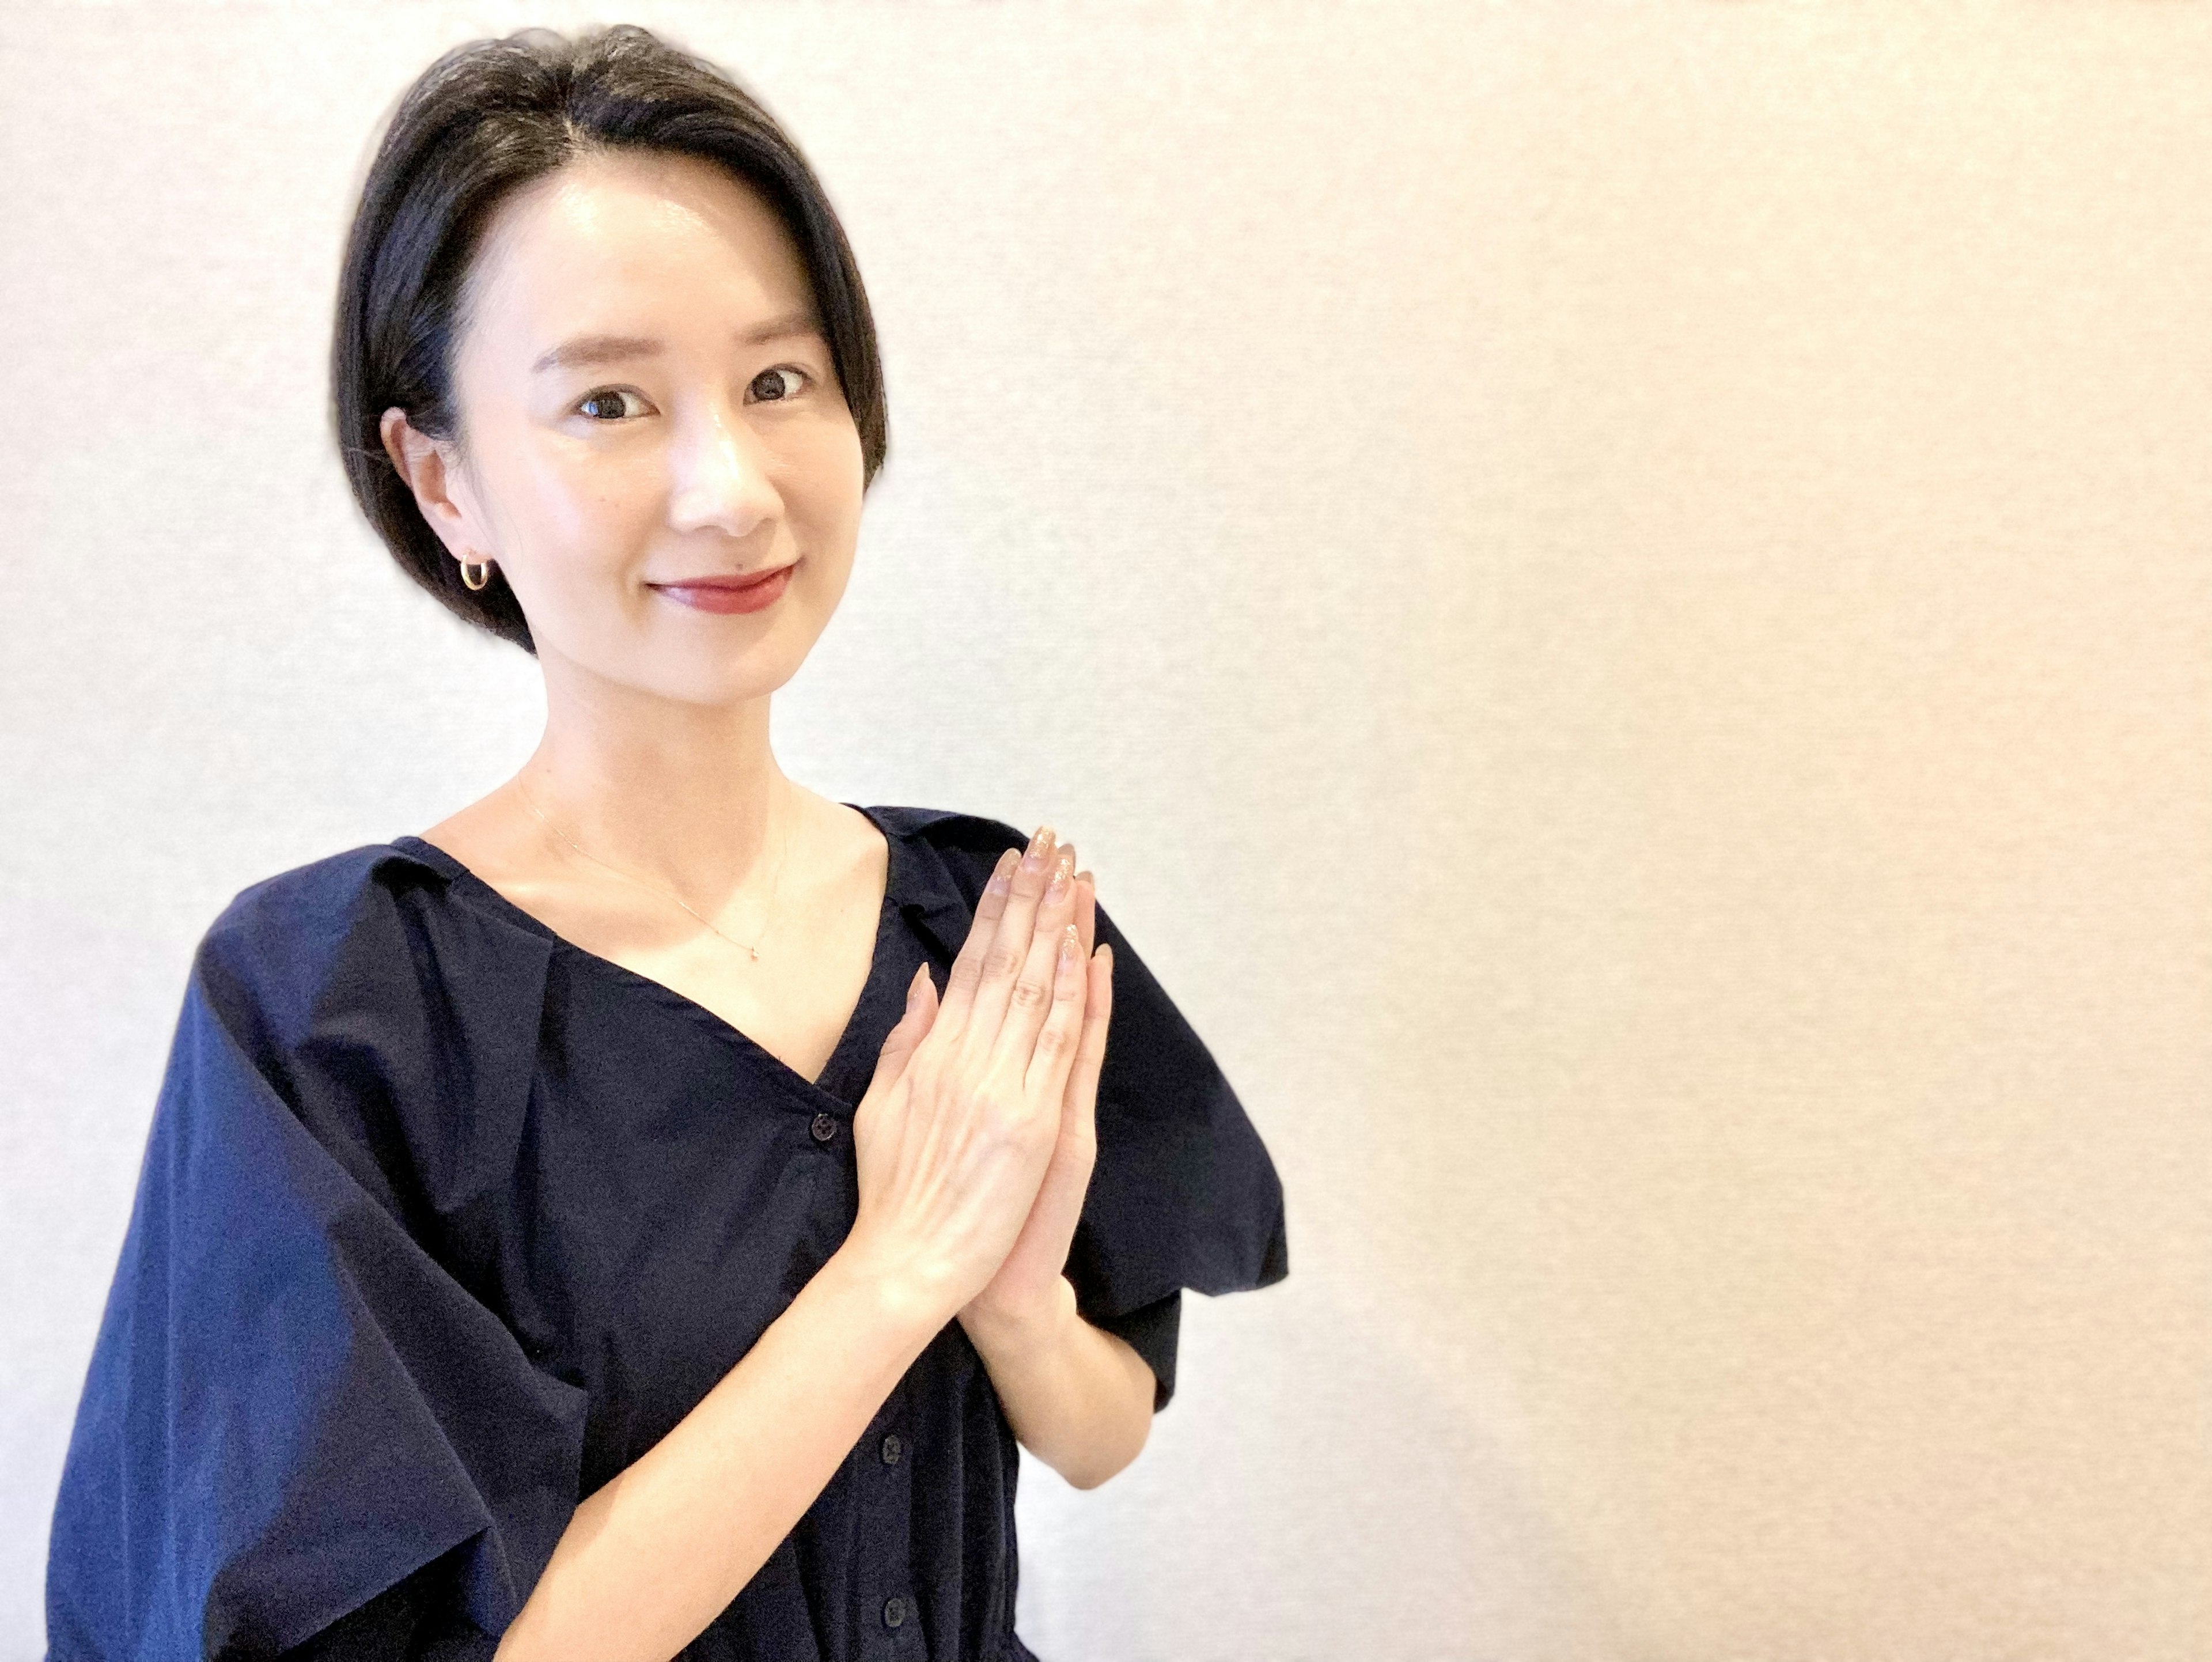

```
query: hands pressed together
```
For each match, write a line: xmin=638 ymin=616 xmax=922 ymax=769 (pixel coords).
xmin=493 ymin=828 xmax=1141 ymax=1662
xmin=844 ymin=824 xmax=1113 ymax=1339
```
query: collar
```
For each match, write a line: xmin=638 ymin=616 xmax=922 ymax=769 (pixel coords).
xmin=856 ymin=804 xmax=983 ymax=964
xmin=388 ymin=806 xmax=986 ymax=967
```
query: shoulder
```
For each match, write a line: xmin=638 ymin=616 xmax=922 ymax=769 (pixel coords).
xmin=185 ymin=839 xmax=551 ymax=1203
xmin=864 ymin=804 xmax=1031 ymax=902
xmin=190 ymin=838 xmax=551 ymax=1110
xmin=206 ymin=841 xmax=449 ymax=959
xmin=866 ymin=804 xmax=1029 ymax=860
xmin=194 ymin=843 xmax=453 ymax=1033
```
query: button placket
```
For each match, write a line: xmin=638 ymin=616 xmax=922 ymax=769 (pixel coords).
xmin=865 ymin=1395 xmax=915 ymax=1650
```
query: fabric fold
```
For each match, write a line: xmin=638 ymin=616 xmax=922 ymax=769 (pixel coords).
xmin=46 ymin=850 xmax=585 ymax=1659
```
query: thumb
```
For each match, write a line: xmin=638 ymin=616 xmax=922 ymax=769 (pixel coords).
xmin=873 ymin=962 xmax=938 ymax=1085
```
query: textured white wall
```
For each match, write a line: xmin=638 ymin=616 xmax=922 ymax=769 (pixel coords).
xmin=5 ymin=4 xmax=2209 ymax=1660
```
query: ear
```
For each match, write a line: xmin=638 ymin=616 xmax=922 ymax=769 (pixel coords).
xmin=379 ymin=406 xmax=484 ymax=563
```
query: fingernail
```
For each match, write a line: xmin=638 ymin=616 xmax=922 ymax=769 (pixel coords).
xmin=1059 ymin=923 xmax=1080 ymax=961
xmin=1046 ymin=853 xmax=1072 ymax=900
xmin=987 ymin=849 xmax=1015 ymax=894
xmin=907 ymin=963 xmax=929 ymax=1009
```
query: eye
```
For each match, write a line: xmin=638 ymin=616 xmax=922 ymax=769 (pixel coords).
xmin=748 ymin=365 xmax=813 ymax=403
xmin=575 ymin=387 xmax=648 ymax=423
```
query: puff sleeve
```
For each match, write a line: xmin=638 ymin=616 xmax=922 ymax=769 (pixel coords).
xmin=43 ymin=854 xmax=586 ymax=1660
xmin=893 ymin=809 xmax=1290 ymax=1411
xmin=1065 ymin=892 xmax=1289 ymax=1408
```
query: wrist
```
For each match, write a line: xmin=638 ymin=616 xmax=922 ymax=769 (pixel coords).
xmin=959 ymin=1274 xmax=1078 ymax=1365
xmin=820 ymin=1230 xmax=965 ymax=1349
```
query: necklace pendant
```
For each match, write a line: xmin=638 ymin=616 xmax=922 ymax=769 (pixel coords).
xmin=748 ymin=945 xmax=760 ymax=961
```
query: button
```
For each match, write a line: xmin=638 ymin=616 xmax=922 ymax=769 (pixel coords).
xmin=880 ymin=1433 xmax=904 ymax=1466
xmin=810 ymin=1112 xmax=837 ymax=1144
xmin=882 ymin=1596 xmax=907 ymax=1630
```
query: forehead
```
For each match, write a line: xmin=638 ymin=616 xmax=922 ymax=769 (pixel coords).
xmin=460 ymin=150 xmax=813 ymax=354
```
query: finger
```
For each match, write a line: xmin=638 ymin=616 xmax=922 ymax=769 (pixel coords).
xmin=994 ymin=845 xmax=1082 ymax=1078
xmin=1043 ymin=942 xmax=1111 ymax=1172
xmin=858 ymin=964 xmax=940 ymax=1120
xmin=1022 ymin=915 xmax=1091 ymax=1104
xmin=963 ymin=826 xmax=1059 ymax=1051
xmin=1044 ymin=842 xmax=1079 ymax=958
xmin=1073 ymin=871 xmax=1096 ymax=964
xmin=1006 ymin=839 xmax=1090 ymax=985
xmin=1056 ymin=847 xmax=1094 ymax=972
xmin=1064 ymin=944 xmax=1112 ymax=1138
xmin=937 ymin=846 xmax=1018 ymax=1032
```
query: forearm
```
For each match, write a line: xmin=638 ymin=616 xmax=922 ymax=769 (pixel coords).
xmin=958 ymin=1275 xmax=1154 ymax=1490
xmin=496 ymin=1245 xmax=945 ymax=1662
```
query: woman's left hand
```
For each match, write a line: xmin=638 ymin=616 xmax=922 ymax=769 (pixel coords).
xmin=958 ymin=843 xmax=1113 ymax=1338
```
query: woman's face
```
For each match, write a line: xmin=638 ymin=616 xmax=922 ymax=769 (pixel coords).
xmin=387 ymin=147 xmax=865 ymax=707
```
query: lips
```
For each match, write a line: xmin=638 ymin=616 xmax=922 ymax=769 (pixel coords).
xmin=654 ymin=564 xmax=792 ymax=591
xmin=648 ymin=562 xmax=797 ymax=615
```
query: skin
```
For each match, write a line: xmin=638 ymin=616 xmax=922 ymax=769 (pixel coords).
xmin=378 ymin=147 xmax=1153 ymax=1661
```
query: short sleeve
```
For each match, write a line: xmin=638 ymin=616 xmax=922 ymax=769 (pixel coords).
xmin=1068 ymin=893 xmax=1289 ymax=1409
xmin=881 ymin=807 xmax=1290 ymax=1414
xmin=1085 ymin=1290 xmax=1183 ymax=1410
xmin=44 ymin=858 xmax=588 ymax=1660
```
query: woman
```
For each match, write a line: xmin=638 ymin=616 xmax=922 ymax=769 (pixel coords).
xmin=43 ymin=24 xmax=1286 ymax=1662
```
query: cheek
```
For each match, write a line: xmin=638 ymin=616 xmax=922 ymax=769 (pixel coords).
xmin=789 ymin=425 xmax=866 ymax=543
xmin=507 ymin=448 xmax=658 ymax=580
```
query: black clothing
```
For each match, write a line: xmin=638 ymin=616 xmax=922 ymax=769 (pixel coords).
xmin=44 ymin=804 xmax=1287 ymax=1661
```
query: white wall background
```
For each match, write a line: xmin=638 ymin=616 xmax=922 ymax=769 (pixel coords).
xmin=5 ymin=3 xmax=2209 ymax=1659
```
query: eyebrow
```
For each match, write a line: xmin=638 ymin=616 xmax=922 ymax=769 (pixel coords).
xmin=530 ymin=312 xmax=826 ymax=374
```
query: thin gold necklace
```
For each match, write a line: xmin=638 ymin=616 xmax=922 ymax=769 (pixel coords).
xmin=511 ymin=775 xmax=789 ymax=962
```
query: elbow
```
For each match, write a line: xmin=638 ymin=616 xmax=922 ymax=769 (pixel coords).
xmin=1059 ymin=1455 xmax=1126 ymax=1492
xmin=1060 ymin=1452 xmax=1120 ymax=1491
xmin=1023 ymin=1327 xmax=1161 ymax=1490
xmin=1056 ymin=1403 xmax=1153 ymax=1491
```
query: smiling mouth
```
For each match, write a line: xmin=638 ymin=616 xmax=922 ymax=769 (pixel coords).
xmin=646 ymin=561 xmax=798 ymax=615
xmin=649 ymin=563 xmax=794 ymax=592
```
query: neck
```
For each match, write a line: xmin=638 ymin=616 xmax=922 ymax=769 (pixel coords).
xmin=515 ymin=658 xmax=796 ymax=902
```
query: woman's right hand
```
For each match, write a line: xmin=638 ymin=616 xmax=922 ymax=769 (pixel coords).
xmin=842 ymin=826 xmax=1093 ymax=1324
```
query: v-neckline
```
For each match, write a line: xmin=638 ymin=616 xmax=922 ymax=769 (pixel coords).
xmin=388 ymin=801 xmax=900 ymax=1107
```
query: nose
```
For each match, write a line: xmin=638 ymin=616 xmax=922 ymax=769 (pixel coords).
xmin=665 ymin=396 xmax=779 ymax=542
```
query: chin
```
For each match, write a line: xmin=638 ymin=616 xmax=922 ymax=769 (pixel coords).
xmin=664 ymin=634 xmax=817 ymax=708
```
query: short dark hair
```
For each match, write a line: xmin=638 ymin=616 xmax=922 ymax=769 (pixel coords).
xmin=331 ymin=24 xmax=888 ymax=654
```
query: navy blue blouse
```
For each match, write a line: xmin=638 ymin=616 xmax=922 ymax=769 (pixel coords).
xmin=43 ymin=804 xmax=1287 ymax=1662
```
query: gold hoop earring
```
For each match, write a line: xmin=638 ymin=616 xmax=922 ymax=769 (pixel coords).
xmin=459 ymin=556 xmax=493 ymax=592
